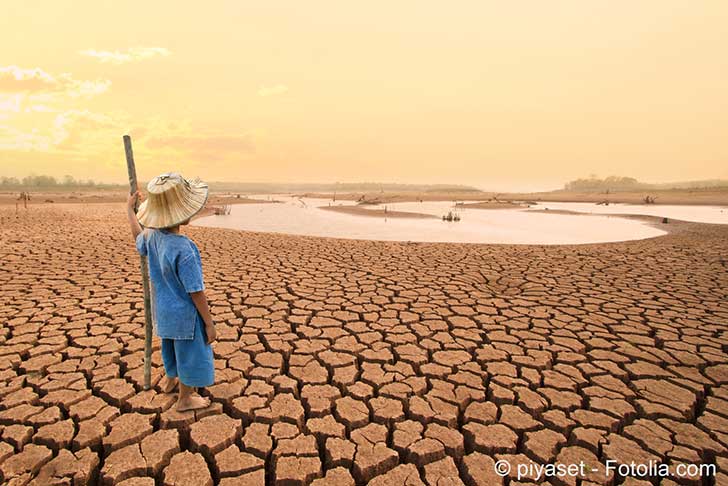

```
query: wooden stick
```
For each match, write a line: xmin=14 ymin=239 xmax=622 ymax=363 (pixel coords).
xmin=123 ymin=135 xmax=154 ymax=390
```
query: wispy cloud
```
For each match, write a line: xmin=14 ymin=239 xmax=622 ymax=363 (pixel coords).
xmin=0 ymin=65 xmax=114 ymax=152
xmin=0 ymin=65 xmax=110 ymax=99
xmin=0 ymin=123 xmax=54 ymax=151
xmin=63 ymin=78 xmax=111 ymax=98
xmin=0 ymin=58 xmax=256 ymax=167
xmin=79 ymin=47 xmax=170 ymax=64
xmin=53 ymin=110 xmax=115 ymax=138
xmin=0 ymin=66 xmax=57 ymax=93
xmin=0 ymin=108 xmax=119 ymax=152
xmin=0 ymin=94 xmax=23 ymax=115
xmin=257 ymin=84 xmax=288 ymax=97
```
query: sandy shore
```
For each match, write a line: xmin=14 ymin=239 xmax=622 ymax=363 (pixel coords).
xmin=0 ymin=191 xmax=276 ymax=222
xmin=499 ymin=189 xmax=728 ymax=206
xmin=319 ymin=205 xmax=438 ymax=219
xmin=298 ymin=188 xmax=728 ymax=206
xmin=0 ymin=190 xmax=277 ymax=207
xmin=1 ymin=203 xmax=727 ymax=484
xmin=296 ymin=191 xmax=490 ymax=204
xmin=4 ymin=187 xmax=727 ymax=208
xmin=0 ymin=190 xmax=129 ymax=205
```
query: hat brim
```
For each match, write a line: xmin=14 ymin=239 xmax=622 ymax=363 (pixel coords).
xmin=136 ymin=180 xmax=209 ymax=229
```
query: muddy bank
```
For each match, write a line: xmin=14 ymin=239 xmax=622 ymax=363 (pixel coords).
xmin=319 ymin=205 xmax=438 ymax=219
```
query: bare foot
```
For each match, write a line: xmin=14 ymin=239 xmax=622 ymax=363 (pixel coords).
xmin=176 ymin=394 xmax=210 ymax=412
xmin=160 ymin=376 xmax=178 ymax=393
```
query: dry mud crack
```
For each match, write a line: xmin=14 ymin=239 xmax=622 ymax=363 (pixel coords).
xmin=0 ymin=204 xmax=727 ymax=485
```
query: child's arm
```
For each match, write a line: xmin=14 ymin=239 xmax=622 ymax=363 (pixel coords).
xmin=190 ymin=290 xmax=217 ymax=344
xmin=127 ymin=191 xmax=143 ymax=240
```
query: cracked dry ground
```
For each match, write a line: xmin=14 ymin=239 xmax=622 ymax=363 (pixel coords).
xmin=1 ymin=204 xmax=727 ymax=486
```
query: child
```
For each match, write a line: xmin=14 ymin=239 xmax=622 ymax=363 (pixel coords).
xmin=126 ymin=173 xmax=216 ymax=411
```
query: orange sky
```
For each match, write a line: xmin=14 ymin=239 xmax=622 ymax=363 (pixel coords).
xmin=1 ymin=1 xmax=726 ymax=191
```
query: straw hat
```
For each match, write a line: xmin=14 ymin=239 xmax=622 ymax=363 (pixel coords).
xmin=136 ymin=173 xmax=209 ymax=229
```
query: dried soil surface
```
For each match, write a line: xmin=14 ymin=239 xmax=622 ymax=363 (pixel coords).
xmin=1 ymin=203 xmax=727 ymax=485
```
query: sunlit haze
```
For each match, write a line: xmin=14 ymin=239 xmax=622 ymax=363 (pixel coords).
xmin=1 ymin=1 xmax=727 ymax=192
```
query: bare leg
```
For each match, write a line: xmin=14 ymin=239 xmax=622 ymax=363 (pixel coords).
xmin=160 ymin=375 xmax=178 ymax=393
xmin=176 ymin=382 xmax=210 ymax=411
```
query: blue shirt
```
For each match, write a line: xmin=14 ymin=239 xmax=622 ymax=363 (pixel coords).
xmin=135 ymin=229 xmax=205 ymax=340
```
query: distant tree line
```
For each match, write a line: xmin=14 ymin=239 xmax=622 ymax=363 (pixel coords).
xmin=564 ymin=176 xmax=642 ymax=192
xmin=564 ymin=176 xmax=728 ymax=192
xmin=0 ymin=175 xmax=123 ymax=189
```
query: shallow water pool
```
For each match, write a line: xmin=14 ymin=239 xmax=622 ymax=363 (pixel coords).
xmin=193 ymin=196 xmax=668 ymax=244
xmin=525 ymin=202 xmax=728 ymax=225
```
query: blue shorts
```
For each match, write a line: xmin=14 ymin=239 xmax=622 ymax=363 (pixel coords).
xmin=161 ymin=314 xmax=215 ymax=388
